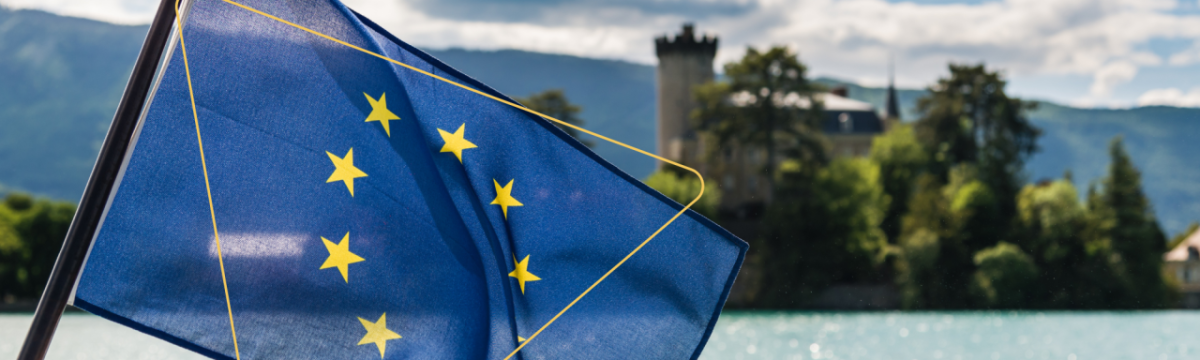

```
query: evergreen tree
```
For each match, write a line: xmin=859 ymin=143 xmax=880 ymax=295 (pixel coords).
xmin=1088 ymin=137 xmax=1171 ymax=308
xmin=897 ymin=64 xmax=1040 ymax=309
xmin=692 ymin=46 xmax=827 ymax=194
xmin=915 ymin=64 xmax=1039 ymax=242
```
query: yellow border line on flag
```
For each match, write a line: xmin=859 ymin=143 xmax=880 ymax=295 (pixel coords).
xmin=174 ymin=1 xmax=242 ymax=359
xmin=216 ymin=1 xmax=707 ymax=359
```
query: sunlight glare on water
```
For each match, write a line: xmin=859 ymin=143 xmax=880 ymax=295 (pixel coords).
xmin=0 ymin=313 xmax=206 ymax=360
xmin=698 ymin=311 xmax=1200 ymax=360
xmin=2 ymin=311 xmax=1199 ymax=359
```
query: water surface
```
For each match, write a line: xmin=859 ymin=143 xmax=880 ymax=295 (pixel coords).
xmin=2 ymin=311 xmax=1196 ymax=359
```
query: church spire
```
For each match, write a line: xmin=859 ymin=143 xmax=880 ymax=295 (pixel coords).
xmin=885 ymin=56 xmax=901 ymax=121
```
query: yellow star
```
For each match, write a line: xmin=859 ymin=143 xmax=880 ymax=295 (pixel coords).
xmin=357 ymin=313 xmax=402 ymax=358
xmin=491 ymin=179 xmax=523 ymax=219
xmin=326 ymin=148 xmax=367 ymax=196
xmin=508 ymin=254 xmax=541 ymax=294
xmin=364 ymin=92 xmax=401 ymax=137
xmin=319 ymin=232 xmax=364 ymax=282
xmin=437 ymin=123 xmax=477 ymax=163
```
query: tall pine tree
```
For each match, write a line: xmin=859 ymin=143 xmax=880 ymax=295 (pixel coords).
xmin=915 ymin=64 xmax=1039 ymax=236
xmin=1088 ymin=137 xmax=1171 ymax=308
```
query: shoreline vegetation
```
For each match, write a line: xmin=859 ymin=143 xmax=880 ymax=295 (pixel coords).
xmin=644 ymin=48 xmax=1182 ymax=310
xmin=0 ymin=193 xmax=74 ymax=308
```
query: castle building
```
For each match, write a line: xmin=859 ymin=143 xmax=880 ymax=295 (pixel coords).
xmin=654 ymin=24 xmax=895 ymax=218
xmin=655 ymin=24 xmax=717 ymax=172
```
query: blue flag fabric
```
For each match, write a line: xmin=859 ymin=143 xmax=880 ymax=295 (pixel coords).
xmin=72 ymin=0 xmax=746 ymax=359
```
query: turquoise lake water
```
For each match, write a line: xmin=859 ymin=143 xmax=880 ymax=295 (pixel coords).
xmin=2 ymin=311 xmax=1197 ymax=359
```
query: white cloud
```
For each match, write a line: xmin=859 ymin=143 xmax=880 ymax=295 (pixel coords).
xmin=1137 ymin=87 xmax=1200 ymax=107
xmin=0 ymin=0 xmax=157 ymax=24
xmin=9 ymin=0 xmax=1200 ymax=106
xmin=1089 ymin=61 xmax=1138 ymax=96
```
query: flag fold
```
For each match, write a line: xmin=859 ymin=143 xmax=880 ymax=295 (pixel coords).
xmin=72 ymin=1 xmax=746 ymax=359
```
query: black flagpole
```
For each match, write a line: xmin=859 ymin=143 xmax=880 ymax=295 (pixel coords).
xmin=17 ymin=0 xmax=179 ymax=358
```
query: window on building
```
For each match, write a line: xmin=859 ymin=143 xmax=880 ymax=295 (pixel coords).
xmin=838 ymin=112 xmax=853 ymax=133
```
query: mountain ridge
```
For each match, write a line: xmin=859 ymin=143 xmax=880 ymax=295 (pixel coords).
xmin=1 ymin=7 xmax=1196 ymax=235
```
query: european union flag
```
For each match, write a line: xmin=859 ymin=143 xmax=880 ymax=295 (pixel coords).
xmin=70 ymin=0 xmax=746 ymax=359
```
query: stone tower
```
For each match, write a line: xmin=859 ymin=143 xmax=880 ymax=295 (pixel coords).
xmin=655 ymin=24 xmax=717 ymax=169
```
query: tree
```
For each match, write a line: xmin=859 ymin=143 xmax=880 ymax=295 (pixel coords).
xmin=870 ymin=123 xmax=928 ymax=243
xmin=915 ymin=64 xmax=1040 ymax=235
xmin=970 ymin=242 xmax=1038 ymax=308
xmin=894 ymin=168 xmax=990 ymax=309
xmin=755 ymin=158 xmax=889 ymax=307
xmin=0 ymin=193 xmax=75 ymax=299
xmin=692 ymin=46 xmax=827 ymax=195
xmin=643 ymin=170 xmax=722 ymax=219
xmin=517 ymin=89 xmax=594 ymax=147
xmin=1087 ymin=136 xmax=1171 ymax=308
xmin=1011 ymin=179 xmax=1111 ymax=308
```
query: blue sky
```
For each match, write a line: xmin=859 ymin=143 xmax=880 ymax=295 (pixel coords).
xmin=5 ymin=0 xmax=1200 ymax=108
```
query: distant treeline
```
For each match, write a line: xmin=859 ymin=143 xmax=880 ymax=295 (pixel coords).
xmin=0 ymin=193 xmax=74 ymax=301
xmin=0 ymin=45 xmax=1178 ymax=309
xmin=646 ymin=47 xmax=1177 ymax=309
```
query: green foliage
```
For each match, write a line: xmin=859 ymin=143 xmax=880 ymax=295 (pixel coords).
xmin=516 ymin=89 xmax=594 ymax=147
xmin=915 ymin=64 xmax=1040 ymax=244
xmin=970 ymin=242 xmax=1037 ymax=308
xmin=643 ymin=171 xmax=722 ymax=219
xmin=897 ymin=136 xmax=1174 ymax=310
xmin=0 ymin=192 xmax=75 ymax=299
xmin=1085 ymin=137 xmax=1172 ymax=308
xmin=870 ymin=124 xmax=928 ymax=243
xmin=895 ymin=169 xmax=984 ymax=309
xmin=692 ymin=46 xmax=827 ymax=186
xmin=754 ymin=158 xmax=889 ymax=308
xmin=1011 ymin=178 xmax=1114 ymax=308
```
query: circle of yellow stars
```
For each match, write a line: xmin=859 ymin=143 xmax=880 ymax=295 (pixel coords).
xmin=317 ymin=91 xmax=542 ymax=357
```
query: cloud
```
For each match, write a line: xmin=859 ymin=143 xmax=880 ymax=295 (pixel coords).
xmin=403 ymin=0 xmax=759 ymax=25
xmin=9 ymin=0 xmax=1200 ymax=106
xmin=1168 ymin=40 xmax=1200 ymax=65
xmin=1089 ymin=61 xmax=1138 ymax=96
xmin=0 ymin=0 xmax=158 ymax=24
xmin=1137 ymin=87 xmax=1200 ymax=107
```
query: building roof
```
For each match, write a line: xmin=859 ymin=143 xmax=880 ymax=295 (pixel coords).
xmin=1165 ymin=227 xmax=1200 ymax=261
xmin=732 ymin=92 xmax=885 ymax=135
xmin=820 ymin=93 xmax=884 ymax=134
xmin=823 ymin=93 xmax=876 ymax=112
